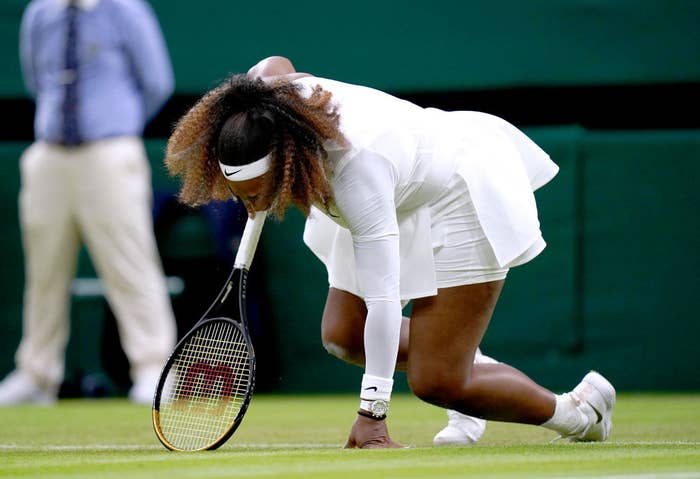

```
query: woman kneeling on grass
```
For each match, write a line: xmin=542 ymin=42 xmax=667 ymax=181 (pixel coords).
xmin=165 ymin=56 xmax=615 ymax=448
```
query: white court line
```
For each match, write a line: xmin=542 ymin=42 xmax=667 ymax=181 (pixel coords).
xmin=0 ymin=444 xmax=161 ymax=451
xmin=0 ymin=443 xmax=335 ymax=451
xmin=0 ymin=440 xmax=698 ymax=452
xmin=551 ymin=475 xmax=700 ymax=479
xmin=595 ymin=441 xmax=700 ymax=446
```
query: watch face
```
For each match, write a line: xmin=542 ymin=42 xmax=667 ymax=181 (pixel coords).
xmin=370 ymin=400 xmax=388 ymax=417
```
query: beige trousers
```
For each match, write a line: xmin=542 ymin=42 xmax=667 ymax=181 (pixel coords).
xmin=16 ymin=137 xmax=176 ymax=388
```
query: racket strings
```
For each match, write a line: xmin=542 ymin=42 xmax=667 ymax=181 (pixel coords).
xmin=157 ymin=321 xmax=252 ymax=450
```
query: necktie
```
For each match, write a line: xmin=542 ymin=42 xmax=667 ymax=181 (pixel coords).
xmin=62 ymin=2 xmax=81 ymax=145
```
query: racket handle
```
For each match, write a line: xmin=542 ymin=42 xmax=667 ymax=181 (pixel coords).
xmin=234 ymin=211 xmax=267 ymax=269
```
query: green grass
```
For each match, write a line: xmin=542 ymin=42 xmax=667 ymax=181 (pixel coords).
xmin=0 ymin=393 xmax=698 ymax=478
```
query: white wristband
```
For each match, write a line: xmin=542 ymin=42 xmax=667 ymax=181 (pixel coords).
xmin=360 ymin=374 xmax=393 ymax=401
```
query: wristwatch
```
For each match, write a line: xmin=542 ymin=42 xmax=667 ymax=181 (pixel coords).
xmin=358 ymin=399 xmax=389 ymax=420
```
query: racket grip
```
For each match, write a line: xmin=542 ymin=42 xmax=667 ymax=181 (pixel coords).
xmin=234 ymin=211 xmax=267 ymax=269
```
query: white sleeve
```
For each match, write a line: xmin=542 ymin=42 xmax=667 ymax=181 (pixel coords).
xmin=331 ymin=151 xmax=402 ymax=398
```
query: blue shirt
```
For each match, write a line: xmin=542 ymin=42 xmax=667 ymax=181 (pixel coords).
xmin=20 ymin=0 xmax=174 ymax=143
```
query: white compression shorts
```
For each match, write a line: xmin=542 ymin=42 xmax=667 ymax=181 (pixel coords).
xmin=428 ymin=173 xmax=545 ymax=288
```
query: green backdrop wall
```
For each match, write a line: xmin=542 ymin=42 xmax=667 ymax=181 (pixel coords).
xmin=4 ymin=129 xmax=696 ymax=393
xmin=257 ymin=128 xmax=700 ymax=393
xmin=0 ymin=1 xmax=698 ymax=394
xmin=1 ymin=0 xmax=699 ymax=96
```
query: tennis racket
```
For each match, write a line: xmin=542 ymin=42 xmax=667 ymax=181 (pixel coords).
xmin=152 ymin=211 xmax=267 ymax=451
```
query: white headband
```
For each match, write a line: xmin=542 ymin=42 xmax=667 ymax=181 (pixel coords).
xmin=219 ymin=155 xmax=271 ymax=182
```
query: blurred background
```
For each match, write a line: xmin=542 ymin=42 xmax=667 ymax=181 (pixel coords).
xmin=0 ymin=0 xmax=698 ymax=397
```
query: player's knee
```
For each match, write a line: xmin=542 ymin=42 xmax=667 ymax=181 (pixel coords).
xmin=322 ymin=338 xmax=364 ymax=366
xmin=408 ymin=370 xmax=470 ymax=408
xmin=323 ymin=340 xmax=349 ymax=361
xmin=321 ymin=321 xmax=366 ymax=365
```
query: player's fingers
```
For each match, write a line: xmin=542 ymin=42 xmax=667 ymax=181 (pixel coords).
xmin=360 ymin=438 xmax=406 ymax=449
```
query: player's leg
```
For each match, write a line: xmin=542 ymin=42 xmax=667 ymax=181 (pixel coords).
xmin=321 ymin=286 xmax=487 ymax=444
xmin=321 ymin=287 xmax=409 ymax=370
xmin=408 ymin=280 xmax=555 ymax=421
xmin=0 ymin=143 xmax=79 ymax=405
xmin=75 ymin=137 xmax=176 ymax=403
xmin=407 ymin=280 xmax=614 ymax=440
xmin=432 ymin=348 xmax=495 ymax=445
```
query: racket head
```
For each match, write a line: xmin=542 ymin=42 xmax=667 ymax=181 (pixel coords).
xmin=152 ymin=317 xmax=256 ymax=451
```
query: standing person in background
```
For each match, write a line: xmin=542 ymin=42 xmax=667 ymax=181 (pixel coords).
xmin=0 ymin=0 xmax=177 ymax=405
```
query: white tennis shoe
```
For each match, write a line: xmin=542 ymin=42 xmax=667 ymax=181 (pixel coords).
xmin=432 ymin=347 xmax=496 ymax=445
xmin=0 ymin=370 xmax=57 ymax=406
xmin=433 ymin=409 xmax=487 ymax=445
xmin=568 ymin=371 xmax=616 ymax=442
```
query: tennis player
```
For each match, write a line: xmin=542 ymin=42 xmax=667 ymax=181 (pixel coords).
xmin=165 ymin=56 xmax=615 ymax=448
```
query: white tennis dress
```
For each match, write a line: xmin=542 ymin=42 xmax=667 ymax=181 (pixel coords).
xmin=296 ymin=76 xmax=559 ymax=389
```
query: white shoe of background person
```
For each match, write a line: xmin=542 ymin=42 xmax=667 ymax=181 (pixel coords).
xmin=567 ymin=371 xmax=616 ymax=442
xmin=0 ymin=370 xmax=57 ymax=406
xmin=433 ymin=348 xmax=498 ymax=445
xmin=128 ymin=366 xmax=162 ymax=405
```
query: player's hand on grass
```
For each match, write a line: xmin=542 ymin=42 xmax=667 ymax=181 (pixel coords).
xmin=344 ymin=414 xmax=405 ymax=449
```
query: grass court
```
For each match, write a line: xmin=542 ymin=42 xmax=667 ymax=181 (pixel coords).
xmin=1 ymin=393 xmax=698 ymax=478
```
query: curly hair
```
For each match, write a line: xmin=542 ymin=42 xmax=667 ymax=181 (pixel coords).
xmin=165 ymin=74 xmax=346 ymax=218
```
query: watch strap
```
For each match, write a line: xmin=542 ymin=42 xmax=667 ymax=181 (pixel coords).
xmin=357 ymin=408 xmax=386 ymax=421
